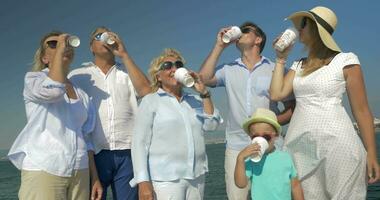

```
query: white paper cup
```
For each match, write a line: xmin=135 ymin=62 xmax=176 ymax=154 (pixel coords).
xmin=274 ymin=27 xmax=298 ymax=52
xmin=174 ymin=68 xmax=195 ymax=87
xmin=99 ymin=32 xmax=115 ymax=45
xmin=250 ymin=137 xmax=269 ymax=162
xmin=67 ymin=35 xmax=80 ymax=48
xmin=222 ymin=26 xmax=242 ymax=43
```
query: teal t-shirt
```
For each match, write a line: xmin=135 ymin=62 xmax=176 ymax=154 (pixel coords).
xmin=245 ymin=150 xmax=297 ymax=200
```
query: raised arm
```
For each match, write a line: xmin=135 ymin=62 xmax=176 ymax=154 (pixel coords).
xmin=345 ymin=64 xmax=380 ymax=183
xmin=199 ymin=28 xmax=230 ymax=87
xmin=107 ymin=32 xmax=151 ymax=97
xmin=269 ymin=40 xmax=295 ymax=101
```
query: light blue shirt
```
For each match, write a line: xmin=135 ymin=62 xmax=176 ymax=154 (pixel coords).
xmin=130 ymin=89 xmax=222 ymax=186
xmin=245 ymin=150 xmax=297 ymax=200
xmin=8 ymin=69 xmax=95 ymax=177
xmin=214 ymin=57 xmax=286 ymax=150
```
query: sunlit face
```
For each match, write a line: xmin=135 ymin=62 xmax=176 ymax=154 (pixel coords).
xmin=42 ymin=35 xmax=74 ymax=67
xmin=156 ymin=56 xmax=183 ymax=90
xmin=248 ymin=122 xmax=277 ymax=152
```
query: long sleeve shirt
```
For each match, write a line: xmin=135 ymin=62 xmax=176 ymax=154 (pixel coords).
xmin=69 ymin=62 xmax=138 ymax=153
xmin=130 ymin=88 xmax=222 ymax=186
xmin=8 ymin=69 xmax=95 ymax=177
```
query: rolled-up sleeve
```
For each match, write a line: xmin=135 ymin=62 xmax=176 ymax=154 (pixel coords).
xmin=198 ymin=108 xmax=223 ymax=131
xmin=23 ymin=72 xmax=65 ymax=103
xmin=130 ymin=95 xmax=155 ymax=187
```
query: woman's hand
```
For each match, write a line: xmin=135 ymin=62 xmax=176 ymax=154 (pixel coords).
xmin=272 ymin=35 xmax=293 ymax=61
xmin=189 ymin=71 xmax=208 ymax=95
xmin=138 ymin=181 xmax=155 ymax=200
xmin=367 ymin=154 xmax=380 ymax=184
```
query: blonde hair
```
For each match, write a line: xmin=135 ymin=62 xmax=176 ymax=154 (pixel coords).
xmin=31 ymin=31 xmax=63 ymax=72
xmin=302 ymin=18 xmax=338 ymax=76
xmin=148 ymin=48 xmax=186 ymax=92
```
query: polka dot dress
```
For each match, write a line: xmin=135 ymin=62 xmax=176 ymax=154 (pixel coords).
xmin=284 ymin=52 xmax=367 ymax=200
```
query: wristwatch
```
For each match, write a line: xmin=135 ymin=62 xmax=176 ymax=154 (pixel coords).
xmin=200 ymin=90 xmax=211 ymax=99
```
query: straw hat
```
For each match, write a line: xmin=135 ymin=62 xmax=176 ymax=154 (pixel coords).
xmin=242 ymin=108 xmax=282 ymax=134
xmin=287 ymin=6 xmax=341 ymax=52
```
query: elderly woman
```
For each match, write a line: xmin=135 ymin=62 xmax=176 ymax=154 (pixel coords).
xmin=8 ymin=31 xmax=102 ymax=200
xmin=131 ymin=48 xmax=222 ymax=200
xmin=270 ymin=6 xmax=380 ymax=199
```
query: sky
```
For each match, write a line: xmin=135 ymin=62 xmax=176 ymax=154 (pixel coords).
xmin=0 ymin=0 xmax=379 ymax=149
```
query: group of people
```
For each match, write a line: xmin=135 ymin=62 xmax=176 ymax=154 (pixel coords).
xmin=7 ymin=5 xmax=380 ymax=200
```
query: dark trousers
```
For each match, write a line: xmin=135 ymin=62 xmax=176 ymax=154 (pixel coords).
xmin=94 ymin=149 xmax=138 ymax=200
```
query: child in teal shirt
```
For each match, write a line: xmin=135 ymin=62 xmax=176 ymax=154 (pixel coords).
xmin=234 ymin=108 xmax=304 ymax=200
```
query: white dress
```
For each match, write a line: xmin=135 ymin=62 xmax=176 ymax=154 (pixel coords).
xmin=284 ymin=52 xmax=367 ymax=200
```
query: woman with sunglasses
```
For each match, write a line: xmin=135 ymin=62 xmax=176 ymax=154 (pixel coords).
xmin=131 ymin=48 xmax=222 ymax=200
xmin=8 ymin=31 xmax=102 ymax=200
xmin=270 ymin=6 xmax=380 ymax=199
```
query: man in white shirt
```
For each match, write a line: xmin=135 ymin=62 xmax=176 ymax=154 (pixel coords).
xmin=69 ymin=27 xmax=151 ymax=200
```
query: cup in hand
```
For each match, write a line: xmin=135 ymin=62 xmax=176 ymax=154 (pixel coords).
xmin=250 ymin=136 xmax=269 ymax=162
xmin=274 ymin=27 xmax=298 ymax=52
xmin=222 ymin=26 xmax=242 ymax=43
xmin=174 ymin=68 xmax=195 ymax=87
xmin=67 ymin=35 xmax=80 ymax=48
xmin=99 ymin=32 xmax=115 ymax=45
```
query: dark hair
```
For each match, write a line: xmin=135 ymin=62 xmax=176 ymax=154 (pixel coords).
xmin=240 ymin=21 xmax=266 ymax=53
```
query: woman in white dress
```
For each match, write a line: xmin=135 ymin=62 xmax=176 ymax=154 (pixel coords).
xmin=269 ymin=6 xmax=380 ymax=199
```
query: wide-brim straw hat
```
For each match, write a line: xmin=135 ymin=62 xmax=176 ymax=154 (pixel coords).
xmin=287 ymin=6 xmax=341 ymax=52
xmin=242 ymin=108 xmax=282 ymax=134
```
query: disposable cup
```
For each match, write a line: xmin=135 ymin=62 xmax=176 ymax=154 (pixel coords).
xmin=174 ymin=68 xmax=195 ymax=87
xmin=100 ymin=32 xmax=115 ymax=45
xmin=250 ymin=136 xmax=269 ymax=162
xmin=222 ymin=26 xmax=242 ymax=43
xmin=274 ymin=27 xmax=298 ymax=52
xmin=67 ymin=35 xmax=80 ymax=48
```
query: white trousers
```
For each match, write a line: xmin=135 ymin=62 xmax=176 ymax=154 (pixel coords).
xmin=152 ymin=175 xmax=205 ymax=200
xmin=225 ymin=148 xmax=250 ymax=200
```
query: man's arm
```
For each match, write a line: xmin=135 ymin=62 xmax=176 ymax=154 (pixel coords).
xmin=199 ymin=27 xmax=231 ymax=87
xmin=107 ymin=32 xmax=151 ymax=97
xmin=276 ymin=99 xmax=295 ymax=125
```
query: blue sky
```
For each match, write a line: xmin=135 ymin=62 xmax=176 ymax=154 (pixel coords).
xmin=0 ymin=0 xmax=379 ymax=149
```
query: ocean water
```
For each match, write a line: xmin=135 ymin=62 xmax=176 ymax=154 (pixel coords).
xmin=1 ymin=134 xmax=380 ymax=199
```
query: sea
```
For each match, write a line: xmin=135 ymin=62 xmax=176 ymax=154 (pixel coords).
xmin=1 ymin=131 xmax=380 ymax=200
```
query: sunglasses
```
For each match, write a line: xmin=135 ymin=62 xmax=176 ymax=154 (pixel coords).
xmin=94 ymin=32 xmax=104 ymax=41
xmin=46 ymin=40 xmax=58 ymax=49
xmin=159 ymin=61 xmax=184 ymax=70
xmin=300 ymin=17 xmax=308 ymax=29
xmin=241 ymin=27 xmax=255 ymax=34
xmin=250 ymin=134 xmax=272 ymax=142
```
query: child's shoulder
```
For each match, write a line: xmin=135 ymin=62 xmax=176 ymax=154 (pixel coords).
xmin=272 ymin=150 xmax=293 ymax=160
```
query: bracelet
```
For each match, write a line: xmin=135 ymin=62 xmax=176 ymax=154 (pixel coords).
xmin=276 ymin=58 xmax=287 ymax=65
xmin=200 ymin=90 xmax=211 ymax=99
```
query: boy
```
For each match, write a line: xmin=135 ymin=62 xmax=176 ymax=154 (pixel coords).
xmin=234 ymin=108 xmax=304 ymax=200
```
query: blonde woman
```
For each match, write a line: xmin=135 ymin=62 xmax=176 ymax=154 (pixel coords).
xmin=270 ymin=6 xmax=380 ymax=199
xmin=8 ymin=31 xmax=102 ymax=200
xmin=131 ymin=48 xmax=222 ymax=200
